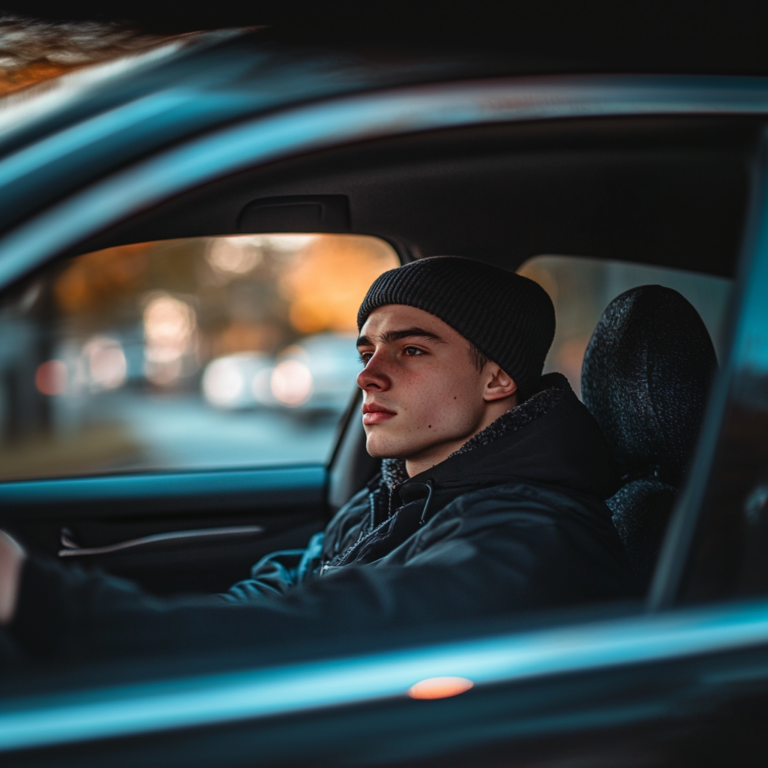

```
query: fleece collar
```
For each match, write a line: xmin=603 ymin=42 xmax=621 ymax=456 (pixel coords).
xmin=380 ymin=376 xmax=566 ymax=492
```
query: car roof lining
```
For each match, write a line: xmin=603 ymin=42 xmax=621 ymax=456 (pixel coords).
xmin=67 ymin=116 xmax=762 ymax=279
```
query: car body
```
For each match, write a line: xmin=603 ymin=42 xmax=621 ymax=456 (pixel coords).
xmin=2 ymin=26 xmax=768 ymax=767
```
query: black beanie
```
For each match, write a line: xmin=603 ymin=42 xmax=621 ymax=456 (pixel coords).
xmin=357 ymin=256 xmax=556 ymax=398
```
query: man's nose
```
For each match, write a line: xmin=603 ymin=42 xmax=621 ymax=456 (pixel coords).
xmin=357 ymin=353 xmax=389 ymax=391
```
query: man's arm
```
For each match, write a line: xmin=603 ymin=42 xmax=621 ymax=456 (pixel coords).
xmin=4 ymin=501 xmax=637 ymax=664
xmin=0 ymin=531 xmax=26 ymax=624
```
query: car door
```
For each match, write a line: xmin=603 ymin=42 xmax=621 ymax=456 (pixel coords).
xmin=4 ymin=64 xmax=768 ymax=767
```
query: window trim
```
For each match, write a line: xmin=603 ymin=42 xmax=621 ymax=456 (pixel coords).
xmin=2 ymin=75 xmax=768 ymax=291
xmin=0 ymin=466 xmax=325 ymax=518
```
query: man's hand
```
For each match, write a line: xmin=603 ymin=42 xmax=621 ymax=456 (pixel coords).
xmin=0 ymin=531 xmax=25 ymax=624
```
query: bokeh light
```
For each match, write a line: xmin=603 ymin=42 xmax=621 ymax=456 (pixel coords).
xmin=143 ymin=292 xmax=197 ymax=385
xmin=205 ymin=238 xmax=263 ymax=278
xmin=35 ymin=360 xmax=67 ymax=396
xmin=201 ymin=353 xmax=273 ymax=409
xmin=271 ymin=360 xmax=313 ymax=407
xmin=202 ymin=358 xmax=245 ymax=408
xmin=82 ymin=336 xmax=127 ymax=391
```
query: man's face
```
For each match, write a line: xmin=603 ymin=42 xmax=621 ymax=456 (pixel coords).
xmin=356 ymin=305 xmax=502 ymax=471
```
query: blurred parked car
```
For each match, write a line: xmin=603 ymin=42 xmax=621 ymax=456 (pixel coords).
xmin=202 ymin=351 xmax=275 ymax=410
xmin=271 ymin=333 xmax=359 ymax=413
xmin=202 ymin=334 xmax=359 ymax=415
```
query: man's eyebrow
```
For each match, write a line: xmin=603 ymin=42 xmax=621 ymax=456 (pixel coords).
xmin=356 ymin=327 xmax=446 ymax=347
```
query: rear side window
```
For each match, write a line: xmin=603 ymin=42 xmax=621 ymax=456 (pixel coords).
xmin=0 ymin=234 xmax=398 ymax=480
xmin=518 ymin=255 xmax=733 ymax=397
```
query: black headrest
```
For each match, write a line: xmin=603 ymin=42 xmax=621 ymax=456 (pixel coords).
xmin=581 ymin=285 xmax=718 ymax=486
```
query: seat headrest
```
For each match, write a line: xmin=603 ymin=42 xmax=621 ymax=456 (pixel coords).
xmin=581 ymin=285 xmax=718 ymax=486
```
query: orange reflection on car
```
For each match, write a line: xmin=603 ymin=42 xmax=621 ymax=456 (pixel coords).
xmin=407 ymin=676 xmax=473 ymax=700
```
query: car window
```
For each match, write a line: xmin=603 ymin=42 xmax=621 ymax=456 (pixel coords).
xmin=0 ymin=234 xmax=398 ymax=481
xmin=518 ymin=255 xmax=733 ymax=397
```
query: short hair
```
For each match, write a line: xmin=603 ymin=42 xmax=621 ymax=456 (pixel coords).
xmin=467 ymin=341 xmax=490 ymax=372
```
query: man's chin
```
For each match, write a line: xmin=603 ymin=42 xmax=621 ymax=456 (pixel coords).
xmin=365 ymin=445 xmax=400 ymax=459
xmin=365 ymin=435 xmax=407 ymax=460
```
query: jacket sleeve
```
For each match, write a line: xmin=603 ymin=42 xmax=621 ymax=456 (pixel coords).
xmin=8 ymin=554 xmax=492 ymax=662
xmin=7 ymin=503 xmax=635 ymax=663
xmin=219 ymin=533 xmax=325 ymax=603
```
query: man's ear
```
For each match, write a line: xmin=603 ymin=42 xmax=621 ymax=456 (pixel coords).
xmin=483 ymin=365 xmax=518 ymax=402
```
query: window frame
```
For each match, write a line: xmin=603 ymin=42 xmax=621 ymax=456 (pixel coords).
xmin=651 ymin=127 xmax=768 ymax=609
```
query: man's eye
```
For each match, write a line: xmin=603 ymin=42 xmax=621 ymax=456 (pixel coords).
xmin=404 ymin=346 xmax=424 ymax=356
xmin=359 ymin=352 xmax=372 ymax=365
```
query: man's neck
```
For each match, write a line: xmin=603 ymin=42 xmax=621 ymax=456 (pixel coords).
xmin=405 ymin=444 xmax=467 ymax=478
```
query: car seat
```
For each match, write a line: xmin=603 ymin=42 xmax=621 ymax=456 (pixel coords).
xmin=581 ymin=285 xmax=718 ymax=590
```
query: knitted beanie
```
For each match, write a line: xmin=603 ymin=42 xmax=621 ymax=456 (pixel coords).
xmin=357 ymin=256 xmax=556 ymax=398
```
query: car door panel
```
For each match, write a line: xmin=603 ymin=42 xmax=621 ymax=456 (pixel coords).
xmin=0 ymin=466 xmax=328 ymax=594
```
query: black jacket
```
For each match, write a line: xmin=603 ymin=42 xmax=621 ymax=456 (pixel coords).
xmin=9 ymin=374 xmax=637 ymax=662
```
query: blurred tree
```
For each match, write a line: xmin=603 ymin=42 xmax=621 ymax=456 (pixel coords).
xmin=279 ymin=236 xmax=397 ymax=334
xmin=55 ymin=243 xmax=150 ymax=317
xmin=0 ymin=15 xmax=172 ymax=96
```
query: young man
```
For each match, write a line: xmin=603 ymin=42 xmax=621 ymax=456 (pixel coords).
xmin=0 ymin=257 xmax=636 ymax=662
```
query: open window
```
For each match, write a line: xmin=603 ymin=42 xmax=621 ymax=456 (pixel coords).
xmin=0 ymin=234 xmax=398 ymax=481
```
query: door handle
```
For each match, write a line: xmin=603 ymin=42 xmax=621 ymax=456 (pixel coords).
xmin=58 ymin=525 xmax=264 ymax=557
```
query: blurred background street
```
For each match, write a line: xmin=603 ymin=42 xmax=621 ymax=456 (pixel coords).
xmin=0 ymin=233 xmax=399 ymax=479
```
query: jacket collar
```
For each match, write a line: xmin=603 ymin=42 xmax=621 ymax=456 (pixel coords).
xmin=381 ymin=374 xmax=566 ymax=493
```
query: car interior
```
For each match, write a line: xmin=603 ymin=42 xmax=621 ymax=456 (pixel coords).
xmin=0 ymin=114 xmax=758 ymax=649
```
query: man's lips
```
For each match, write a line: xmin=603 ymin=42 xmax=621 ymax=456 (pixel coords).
xmin=362 ymin=403 xmax=396 ymax=425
